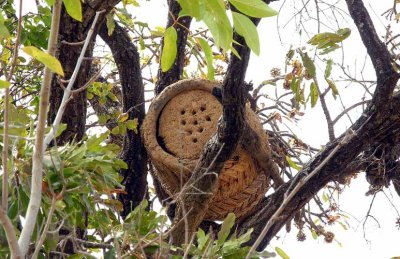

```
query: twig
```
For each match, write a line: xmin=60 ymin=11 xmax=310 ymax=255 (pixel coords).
xmin=0 ymin=208 xmax=21 ymax=258
xmin=43 ymin=10 xmax=105 ymax=147
xmin=245 ymin=130 xmax=356 ymax=258
xmin=17 ymin=1 xmax=62 ymax=255
xmin=2 ymin=0 xmax=23 ymax=213
xmin=332 ymin=100 xmax=370 ymax=125
xmin=313 ymin=75 xmax=335 ymax=141
xmin=32 ymin=190 xmax=64 ymax=259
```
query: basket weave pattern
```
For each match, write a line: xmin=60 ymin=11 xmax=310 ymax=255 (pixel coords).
xmin=143 ymin=79 xmax=270 ymax=220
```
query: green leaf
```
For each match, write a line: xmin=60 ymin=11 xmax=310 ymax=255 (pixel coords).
xmin=56 ymin=123 xmax=67 ymax=137
xmin=338 ymin=221 xmax=348 ymax=230
xmin=0 ymin=13 xmax=10 ymax=39
xmin=161 ymin=26 xmax=177 ymax=72
xmin=285 ymin=156 xmax=301 ymax=171
xmin=203 ymin=0 xmax=232 ymax=50
xmin=45 ymin=0 xmax=56 ymax=5
xmin=311 ymin=229 xmax=318 ymax=239
xmin=196 ymin=228 xmax=209 ymax=250
xmin=104 ymin=248 xmax=116 ymax=259
xmin=308 ymin=28 xmax=351 ymax=55
xmin=232 ymin=12 xmax=260 ymax=55
xmin=126 ymin=118 xmax=139 ymax=133
xmin=23 ymin=46 xmax=64 ymax=76
xmin=229 ymin=0 xmax=278 ymax=18
xmin=139 ymin=36 xmax=145 ymax=50
xmin=196 ymin=37 xmax=215 ymax=80
xmin=236 ymin=228 xmax=253 ymax=244
xmin=63 ymin=0 xmax=82 ymax=22
xmin=230 ymin=46 xmax=241 ymax=59
xmin=324 ymin=59 xmax=333 ymax=78
xmin=117 ymin=112 xmax=129 ymax=123
xmin=0 ymin=80 xmax=10 ymax=89
xmin=310 ymin=82 xmax=318 ymax=108
xmin=299 ymin=52 xmax=315 ymax=77
xmin=66 ymin=254 xmax=84 ymax=259
xmin=275 ymin=247 xmax=290 ymax=259
xmin=217 ymin=213 xmax=235 ymax=245
xmin=114 ymin=159 xmax=128 ymax=170
xmin=106 ymin=13 xmax=116 ymax=36
xmin=326 ymin=79 xmax=338 ymax=98
xmin=111 ymin=126 xmax=120 ymax=135
xmin=322 ymin=192 xmax=329 ymax=202
xmin=177 ymin=0 xmax=203 ymax=20
xmin=0 ymin=24 xmax=10 ymax=39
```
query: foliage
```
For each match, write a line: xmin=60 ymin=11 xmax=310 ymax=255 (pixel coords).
xmin=0 ymin=0 xmax=400 ymax=258
xmin=159 ymin=0 xmax=278 ymax=72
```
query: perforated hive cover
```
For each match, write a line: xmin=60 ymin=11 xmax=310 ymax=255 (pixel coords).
xmin=142 ymin=79 xmax=271 ymax=220
xmin=158 ymin=89 xmax=222 ymax=160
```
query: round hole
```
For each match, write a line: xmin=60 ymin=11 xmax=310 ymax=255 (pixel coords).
xmin=180 ymin=110 xmax=186 ymax=115
xmin=181 ymin=120 xmax=186 ymax=125
xmin=192 ymin=110 xmax=197 ymax=115
xmin=187 ymin=129 xmax=193 ymax=135
xmin=198 ymin=127 xmax=204 ymax=133
xmin=205 ymin=116 xmax=211 ymax=121
xmin=192 ymin=138 xmax=198 ymax=143
xmin=193 ymin=120 xmax=198 ymax=125
xmin=200 ymin=106 xmax=206 ymax=112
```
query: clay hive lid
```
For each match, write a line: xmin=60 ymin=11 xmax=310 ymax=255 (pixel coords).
xmin=158 ymin=89 xmax=222 ymax=160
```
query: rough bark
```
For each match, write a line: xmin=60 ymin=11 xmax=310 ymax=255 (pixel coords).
xmin=48 ymin=1 xmax=119 ymax=145
xmin=235 ymin=0 xmax=400 ymax=250
xmin=99 ymin=22 xmax=148 ymax=216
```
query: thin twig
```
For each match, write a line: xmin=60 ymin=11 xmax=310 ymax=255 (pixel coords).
xmin=2 ymin=0 xmax=23 ymax=213
xmin=17 ymin=1 xmax=62 ymax=255
xmin=246 ymin=130 xmax=356 ymax=258
xmin=0 ymin=208 xmax=21 ymax=258
xmin=44 ymin=10 xmax=106 ymax=147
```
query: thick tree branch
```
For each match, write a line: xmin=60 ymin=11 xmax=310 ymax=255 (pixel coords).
xmin=155 ymin=0 xmax=192 ymax=94
xmin=99 ymin=22 xmax=148 ymax=216
xmin=345 ymin=0 xmax=398 ymax=108
xmin=237 ymin=1 xmax=400 ymax=251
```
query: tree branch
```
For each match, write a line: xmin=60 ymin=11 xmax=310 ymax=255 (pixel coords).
xmin=99 ymin=21 xmax=148 ymax=216
xmin=18 ymin=0 xmax=62 ymax=256
xmin=345 ymin=0 xmax=399 ymax=108
xmin=0 ymin=208 xmax=21 ymax=258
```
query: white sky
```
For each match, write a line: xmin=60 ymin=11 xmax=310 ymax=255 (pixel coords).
xmin=14 ymin=0 xmax=400 ymax=258
xmin=133 ymin=1 xmax=400 ymax=258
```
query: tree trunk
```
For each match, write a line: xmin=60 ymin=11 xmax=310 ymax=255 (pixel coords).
xmin=99 ymin=22 xmax=148 ymax=216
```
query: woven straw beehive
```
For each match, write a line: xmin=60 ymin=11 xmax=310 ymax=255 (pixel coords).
xmin=142 ymin=79 xmax=270 ymax=220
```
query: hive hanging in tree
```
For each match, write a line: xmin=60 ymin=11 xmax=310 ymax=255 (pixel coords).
xmin=142 ymin=79 xmax=271 ymax=220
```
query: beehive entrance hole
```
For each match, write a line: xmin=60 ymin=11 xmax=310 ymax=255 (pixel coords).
xmin=158 ymin=103 xmax=210 ymax=148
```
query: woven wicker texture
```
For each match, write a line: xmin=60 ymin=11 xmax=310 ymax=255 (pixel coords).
xmin=142 ymin=79 xmax=270 ymax=220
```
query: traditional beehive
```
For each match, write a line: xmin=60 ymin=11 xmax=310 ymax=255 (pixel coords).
xmin=142 ymin=79 xmax=270 ymax=220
